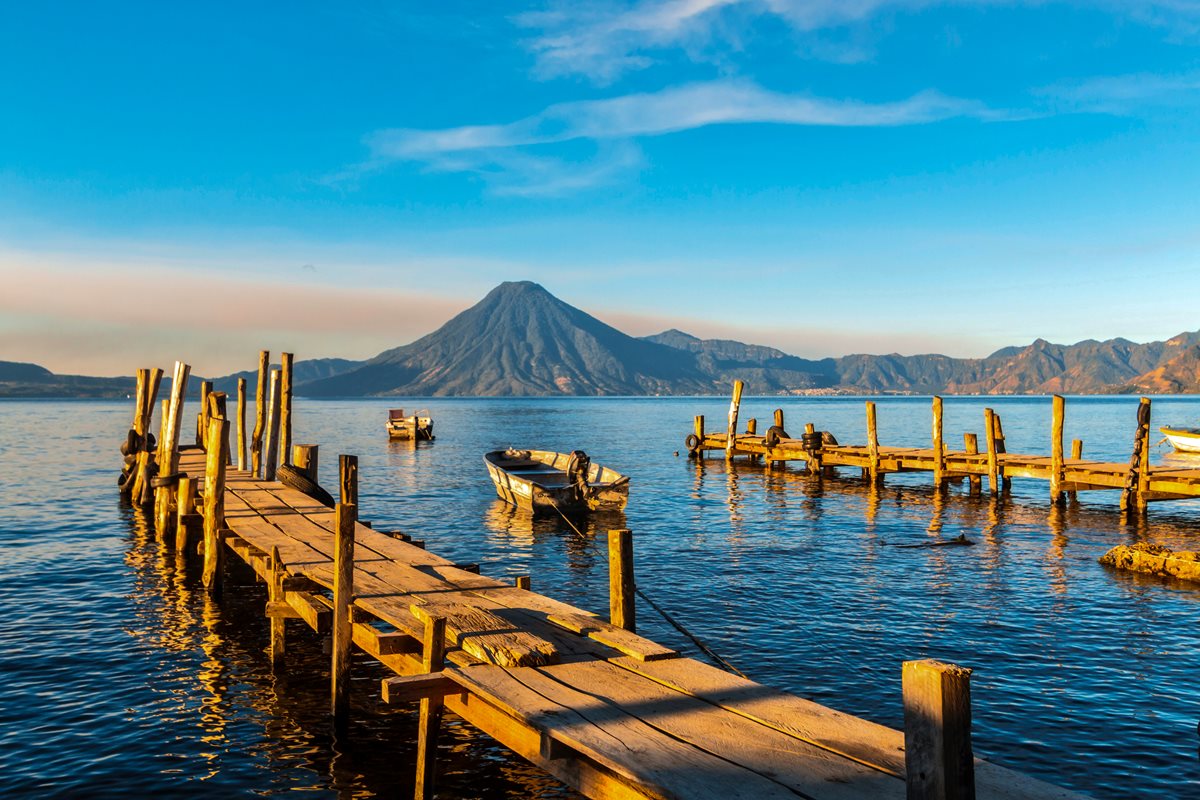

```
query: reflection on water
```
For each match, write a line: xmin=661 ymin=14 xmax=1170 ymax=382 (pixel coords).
xmin=3 ymin=396 xmax=1200 ymax=798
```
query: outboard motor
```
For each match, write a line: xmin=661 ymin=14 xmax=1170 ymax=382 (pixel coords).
xmin=566 ymin=450 xmax=592 ymax=500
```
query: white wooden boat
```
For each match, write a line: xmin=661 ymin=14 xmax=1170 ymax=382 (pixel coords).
xmin=484 ymin=449 xmax=630 ymax=513
xmin=387 ymin=409 xmax=434 ymax=441
xmin=1160 ymin=426 xmax=1200 ymax=453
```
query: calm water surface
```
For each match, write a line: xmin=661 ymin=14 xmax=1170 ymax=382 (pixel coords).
xmin=2 ymin=395 xmax=1199 ymax=798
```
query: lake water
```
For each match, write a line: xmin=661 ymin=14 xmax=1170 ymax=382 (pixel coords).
xmin=2 ymin=395 xmax=1199 ymax=798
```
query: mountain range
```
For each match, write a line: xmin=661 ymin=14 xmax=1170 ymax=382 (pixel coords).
xmin=5 ymin=280 xmax=1199 ymax=397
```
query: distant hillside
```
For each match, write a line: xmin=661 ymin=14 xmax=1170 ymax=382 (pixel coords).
xmin=8 ymin=284 xmax=1200 ymax=397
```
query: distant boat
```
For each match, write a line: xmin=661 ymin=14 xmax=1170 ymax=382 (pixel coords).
xmin=484 ymin=449 xmax=630 ymax=514
xmin=387 ymin=409 xmax=434 ymax=441
xmin=1161 ymin=426 xmax=1200 ymax=453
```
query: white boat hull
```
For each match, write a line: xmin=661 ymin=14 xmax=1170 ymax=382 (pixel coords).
xmin=1161 ymin=427 xmax=1200 ymax=453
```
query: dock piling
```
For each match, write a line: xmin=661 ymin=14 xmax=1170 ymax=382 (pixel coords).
xmin=1121 ymin=398 xmax=1152 ymax=512
xmin=197 ymin=380 xmax=212 ymax=448
xmin=332 ymin=501 xmax=356 ymax=727
xmin=263 ymin=370 xmax=282 ymax=481
xmin=236 ymin=377 xmax=247 ymax=472
xmin=1050 ymin=395 xmax=1065 ymax=505
xmin=251 ymin=350 xmax=269 ymax=477
xmin=726 ymin=380 xmax=744 ymax=459
xmin=1068 ymin=439 xmax=1083 ymax=502
xmin=280 ymin=352 xmax=294 ymax=465
xmin=983 ymin=409 xmax=998 ymax=494
xmin=866 ymin=401 xmax=881 ymax=483
xmin=903 ymin=659 xmax=975 ymax=800
xmin=293 ymin=445 xmax=319 ymax=481
xmin=515 ymin=575 xmax=531 ymax=590
xmin=340 ymin=455 xmax=359 ymax=520
xmin=932 ymin=397 xmax=945 ymax=488
xmin=155 ymin=361 xmax=191 ymax=536
xmin=413 ymin=606 xmax=447 ymax=800
xmin=175 ymin=475 xmax=196 ymax=553
xmin=269 ymin=545 xmax=286 ymax=668
xmin=202 ymin=417 xmax=229 ymax=598
xmin=963 ymin=434 xmax=980 ymax=495
xmin=608 ymin=528 xmax=635 ymax=633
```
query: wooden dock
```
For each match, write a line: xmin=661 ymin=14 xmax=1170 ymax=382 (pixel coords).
xmin=119 ymin=357 xmax=1088 ymax=799
xmin=686 ymin=381 xmax=1200 ymax=514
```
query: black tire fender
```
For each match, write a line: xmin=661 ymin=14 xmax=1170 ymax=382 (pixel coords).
xmin=277 ymin=463 xmax=336 ymax=508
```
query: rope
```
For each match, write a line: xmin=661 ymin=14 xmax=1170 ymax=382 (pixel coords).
xmin=547 ymin=501 xmax=750 ymax=680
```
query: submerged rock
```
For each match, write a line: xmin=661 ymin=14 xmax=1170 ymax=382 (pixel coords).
xmin=1099 ymin=542 xmax=1200 ymax=583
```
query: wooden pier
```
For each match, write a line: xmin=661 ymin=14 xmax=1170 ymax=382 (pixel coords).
xmin=119 ymin=357 xmax=1086 ymax=799
xmin=686 ymin=381 xmax=1200 ymax=514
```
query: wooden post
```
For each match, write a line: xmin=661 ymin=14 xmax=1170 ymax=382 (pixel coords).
xmin=155 ymin=361 xmax=191 ymax=536
xmin=138 ymin=398 xmax=170 ymax=508
xmin=263 ymin=369 xmax=282 ymax=481
xmin=332 ymin=501 xmax=356 ymax=727
xmin=280 ymin=352 xmax=294 ymax=465
xmin=413 ymin=606 xmax=447 ymax=800
xmin=293 ymin=444 xmax=319 ymax=481
xmin=340 ymin=454 xmax=359 ymax=517
xmin=932 ymin=396 xmax=945 ymax=488
xmin=202 ymin=417 xmax=230 ymax=598
xmin=197 ymin=380 xmax=212 ymax=448
xmin=1068 ymin=439 xmax=1083 ymax=502
xmin=236 ymin=377 xmax=247 ymax=472
xmin=983 ymin=409 xmax=998 ymax=494
xmin=515 ymin=575 xmax=531 ymax=590
xmin=1122 ymin=397 xmax=1152 ymax=512
xmin=608 ymin=528 xmax=635 ymax=632
xmin=745 ymin=417 xmax=757 ymax=435
xmin=803 ymin=422 xmax=821 ymax=475
xmin=725 ymin=380 xmax=744 ymax=458
xmin=903 ymin=659 xmax=975 ymax=800
xmin=963 ymin=433 xmax=980 ymax=495
xmin=994 ymin=413 xmax=1011 ymax=491
xmin=866 ymin=401 xmax=881 ymax=483
xmin=1050 ymin=395 xmax=1065 ymax=505
xmin=251 ymin=350 xmax=269 ymax=477
xmin=269 ymin=546 xmax=286 ymax=668
xmin=175 ymin=475 xmax=196 ymax=552
xmin=774 ymin=408 xmax=784 ymax=428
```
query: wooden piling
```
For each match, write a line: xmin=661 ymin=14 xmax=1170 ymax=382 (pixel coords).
xmin=332 ymin=501 xmax=356 ymax=726
xmin=293 ymin=444 xmax=319 ymax=481
xmin=690 ymin=414 xmax=704 ymax=457
xmin=903 ymin=659 xmax=975 ymax=800
xmin=726 ymin=380 xmax=744 ymax=459
xmin=413 ymin=606 xmax=447 ymax=800
xmin=1121 ymin=397 xmax=1152 ymax=512
xmin=155 ymin=361 xmax=191 ymax=536
xmin=608 ymin=528 xmax=635 ymax=633
xmin=963 ymin=433 xmax=980 ymax=494
xmin=251 ymin=350 xmax=269 ymax=477
xmin=774 ymin=408 xmax=784 ymax=428
xmin=983 ymin=409 xmax=998 ymax=494
xmin=515 ymin=575 xmax=531 ymax=590
xmin=202 ymin=417 xmax=230 ymax=598
xmin=866 ymin=401 xmax=881 ymax=483
xmin=197 ymin=380 xmax=212 ymax=448
xmin=263 ymin=369 xmax=282 ymax=482
xmin=269 ymin=545 xmax=286 ymax=668
xmin=994 ymin=413 xmax=1011 ymax=491
xmin=340 ymin=454 xmax=359 ymax=517
xmin=932 ymin=396 xmax=945 ymax=488
xmin=175 ymin=475 xmax=196 ymax=552
xmin=280 ymin=352 xmax=294 ymax=465
xmin=746 ymin=418 xmax=757 ymax=435
xmin=1068 ymin=439 xmax=1083 ymax=502
xmin=236 ymin=377 xmax=247 ymax=472
xmin=1050 ymin=395 xmax=1065 ymax=505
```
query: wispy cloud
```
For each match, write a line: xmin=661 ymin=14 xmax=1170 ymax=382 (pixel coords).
xmin=1036 ymin=71 xmax=1200 ymax=114
xmin=365 ymin=79 xmax=995 ymax=195
xmin=517 ymin=1 xmax=1200 ymax=82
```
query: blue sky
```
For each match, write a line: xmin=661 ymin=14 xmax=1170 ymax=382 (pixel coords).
xmin=2 ymin=1 xmax=1199 ymax=375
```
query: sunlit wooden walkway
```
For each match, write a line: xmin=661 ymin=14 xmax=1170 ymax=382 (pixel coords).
xmin=688 ymin=382 xmax=1196 ymax=513
xmin=122 ymin=358 xmax=1086 ymax=799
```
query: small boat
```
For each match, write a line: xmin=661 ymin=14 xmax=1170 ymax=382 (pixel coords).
xmin=484 ymin=449 xmax=630 ymax=514
xmin=387 ymin=409 xmax=434 ymax=441
xmin=1160 ymin=426 xmax=1200 ymax=453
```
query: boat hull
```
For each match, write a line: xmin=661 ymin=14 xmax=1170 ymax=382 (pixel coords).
xmin=484 ymin=449 xmax=630 ymax=514
xmin=1161 ymin=426 xmax=1200 ymax=453
xmin=386 ymin=417 xmax=434 ymax=441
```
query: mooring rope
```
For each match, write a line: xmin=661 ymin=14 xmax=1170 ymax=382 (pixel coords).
xmin=548 ymin=501 xmax=750 ymax=680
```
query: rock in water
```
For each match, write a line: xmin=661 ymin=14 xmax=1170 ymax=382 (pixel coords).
xmin=1099 ymin=542 xmax=1200 ymax=583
